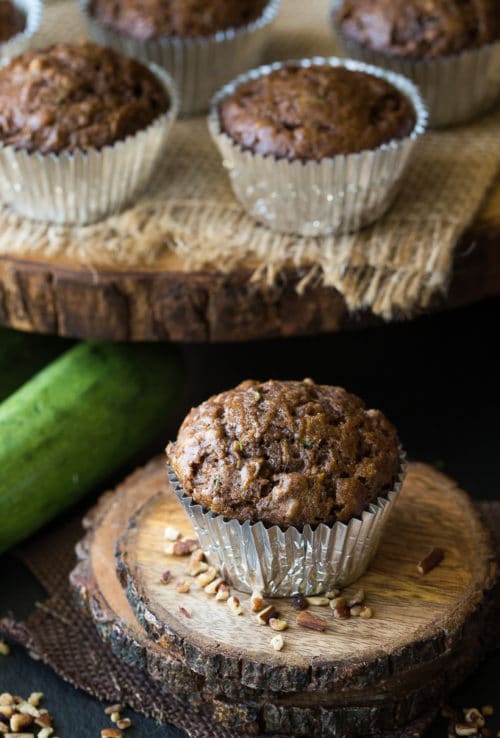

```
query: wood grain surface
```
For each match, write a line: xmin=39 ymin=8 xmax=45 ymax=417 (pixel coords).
xmin=1 ymin=183 xmax=500 ymax=343
xmin=71 ymin=457 xmax=499 ymax=736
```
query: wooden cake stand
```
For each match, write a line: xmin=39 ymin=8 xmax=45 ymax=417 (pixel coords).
xmin=71 ymin=457 xmax=499 ymax=737
xmin=0 ymin=186 xmax=498 ymax=343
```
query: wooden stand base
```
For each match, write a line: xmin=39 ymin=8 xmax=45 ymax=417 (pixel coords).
xmin=71 ymin=458 xmax=499 ymax=737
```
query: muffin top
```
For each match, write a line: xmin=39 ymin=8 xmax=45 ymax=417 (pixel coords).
xmin=218 ymin=64 xmax=416 ymax=161
xmin=0 ymin=0 xmax=25 ymax=43
xmin=335 ymin=0 xmax=500 ymax=58
xmin=0 ymin=42 xmax=169 ymax=155
xmin=167 ymin=379 xmax=401 ymax=529
xmin=91 ymin=0 xmax=269 ymax=40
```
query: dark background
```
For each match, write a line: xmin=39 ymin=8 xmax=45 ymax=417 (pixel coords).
xmin=1 ymin=296 xmax=500 ymax=737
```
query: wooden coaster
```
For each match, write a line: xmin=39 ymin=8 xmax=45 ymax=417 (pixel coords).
xmin=72 ymin=458 xmax=499 ymax=737
xmin=2 ymin=195 xmax=500 ymax=342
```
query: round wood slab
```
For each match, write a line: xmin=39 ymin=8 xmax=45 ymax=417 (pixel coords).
xmin=1 ymin=186 xmax=500 ymax=342
xmin=71 ymin=457 xmax=499 ymax=736
xmin=72 ymin=458 xmax=495 ymax=738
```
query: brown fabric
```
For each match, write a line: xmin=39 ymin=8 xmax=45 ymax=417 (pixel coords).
xmin=0 ymin=0 xmax=498 ymax=319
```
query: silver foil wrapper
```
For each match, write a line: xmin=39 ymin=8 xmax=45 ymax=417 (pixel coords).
xmin=0 ymin=64 xmax=179 ymax=225
xmin=167 ymin=454 xmax=406 ymax=597
xmin=80 ymin=0 xmax=280 ymax=116
xmin=208 ymin=57 xmax=427 ymax=237
xmin=0 ymin=0 xmax=43 ymax=60
xmin=331 ymin=0 xmax=500 ymax=129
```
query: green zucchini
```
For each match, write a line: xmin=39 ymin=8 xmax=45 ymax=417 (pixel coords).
xmin=0 ymin=341 xmax=182 ymax=553
xmin=0 ymin=327 xmax=69 ymax=402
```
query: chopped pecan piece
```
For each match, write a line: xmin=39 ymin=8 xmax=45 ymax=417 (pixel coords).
xmin=296 ymin=611 xmax=327 ymax=632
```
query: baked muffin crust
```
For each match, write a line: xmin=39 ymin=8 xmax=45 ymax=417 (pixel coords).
xmin=167 ymin=379 xmax=401 ymax=528
xmin=0 ymin=0 xmax=25 ymax=43
xmin=218 ymin=64 xmax=416 ymax=161
xmin=0 ymin=42 xmax=169 ymax=155
xmin=91 ymin=0 xmax=269 ymax=40
xmin=335 ymin=0 xmax=500 ymax=58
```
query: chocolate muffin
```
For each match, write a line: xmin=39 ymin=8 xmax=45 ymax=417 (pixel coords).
xmin=167 ymin=379 xmax=401 ymax=529
xmin=335 ymin=0 xmax=500 ymax=58
xmin=0 ymin=1 xmax=25 ymax=42
xmin=218 ymin=64 xmax=416 ymax=161
xmin=0 ymin=42 xmax=169 ymax=155
xmin=90 ymin=0 xmax=269 ymax=41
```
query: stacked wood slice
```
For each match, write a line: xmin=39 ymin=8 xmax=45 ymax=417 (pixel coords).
xmin=70 ymin=458 xmax=500 ymax=737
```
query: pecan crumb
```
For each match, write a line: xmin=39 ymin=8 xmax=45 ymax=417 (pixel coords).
xmin=305 ymin=596 xmax=330 ymax=606
xmin=270 ymin=634 xmax=284 ymax=651
xmin=186 ymin=558 xmax=208 ymax=576
xmin=417 ymin=547 xmax=445 ymax=575
xmin=101 ymin=730 xmax=123 ymax=738
xmin=256 ymin=605 xmax=279 ymax=625
xmin=251 ymin=591 xmax=265 ymax=612
xmin=215 ymin=583 xmax=230 ymax=601
xmin=331 ymin=597 xmax=350 ymax=619
xmin=269 ymin=618 xmax=288 ymax=631
xmin=227 ymin=596 xmax=244 ymax=616
xmin=196 ymin=567 xmax=218 ymax=587
xmin=359 ymin=606 xmax=373 ymax=619
xmin=482 ymin=707 xmax=494 ymax=717
xmin=172 ymin=539 xmax=199 ymax=556
xmin=464 ymin=708 xmax=485 ymax=727
xmin=291 ymin=594 xmax=308 ymax=611
xmin=296 ymin=610 xmax=327 ymax=632
xmin=164 ymin=526 xmax=181 ymax=541
xmin=205 ymin=577 xmax=225 ymax=596
xmin=104 ymin=705 xmax=122 ymax=716
xmin=116 ymin=718 xmax=131 ymax=730
xmin=160 ymin=570 xmax=172 ymax=584
xmin=454 ymin=724 xmax=478 ymax=736
xmin=350 ymin=605 xmax=362 ymax=617
xmin=176 ymin=580 xmax=191 ymax=594
xmin=10 ymin=712 xmax=33 ymax=731
xmin=0 ymin=642 xmax=10 ymax=657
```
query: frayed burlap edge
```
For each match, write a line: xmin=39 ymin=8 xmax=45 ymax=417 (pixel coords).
xmin=0 ymin=0 xmax=499 ymax=319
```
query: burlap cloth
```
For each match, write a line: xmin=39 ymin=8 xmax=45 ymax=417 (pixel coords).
xmin=0 ymin=0 xmax=499 ymax=318
xmin=1 ymin=501 xmax=499 ymax=738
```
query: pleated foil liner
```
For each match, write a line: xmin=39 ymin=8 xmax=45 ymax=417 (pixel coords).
xmin=0 ymin=65 xmax=179 ymax=225
xmin=208 ymin=58 xmax=427 ymax=237
xmin=167 ymin=455 xmax=406 ymax=597
xmin=0 ymin=0 xmax=43 ymax=60
xmin=331 ymin=1 xmax=500 ymax=129
xmin=80 ymin=0 xmax=280 ymax=117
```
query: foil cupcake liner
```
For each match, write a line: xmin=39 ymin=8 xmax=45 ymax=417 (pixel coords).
xmin=167 ymin=453 xmax=406 ymax=597
xmin=331 ymin=0 xmax=500 ymax=129
xmin=0 ymin=64 xmax=179 ymax=225
xmin=208 ymin=57 xmax=427 ymax=237
xmin=80 ymin=0 xmax=280 ymax=116
xmin=0 ymin=0 xmax=43 ymax=60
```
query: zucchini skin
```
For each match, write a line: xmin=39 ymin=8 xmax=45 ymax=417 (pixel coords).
xmin=0 ymin=341 xmax=182 ymax=553
xmin=0 ymin=327 xmax=69 ymax=402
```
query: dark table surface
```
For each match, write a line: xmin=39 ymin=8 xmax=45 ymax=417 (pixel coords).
xmin=1 ymin=296 xmax=500 ymax=737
